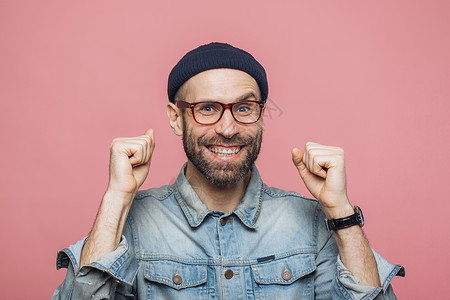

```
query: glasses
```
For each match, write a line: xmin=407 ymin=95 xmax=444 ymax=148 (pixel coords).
xmin=176 ymin=100 xmax=265 ymax=125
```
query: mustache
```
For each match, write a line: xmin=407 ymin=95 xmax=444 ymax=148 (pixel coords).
xmin=198 ymin=134 xmax=255 ymax=146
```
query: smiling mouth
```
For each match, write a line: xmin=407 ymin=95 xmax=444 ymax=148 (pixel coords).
xmin=207 ymin=145 xmax=243 ymax=156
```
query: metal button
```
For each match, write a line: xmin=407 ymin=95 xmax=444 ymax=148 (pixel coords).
xmin=173 ymin=274 xmax=182 ymax=285
xmin=224 ymin=269 xmax=234 ymax=279
xmin=220 ymin=218 xmax=227 ymax=226
xmin=282 ymin=270 xmax=292 ymax=281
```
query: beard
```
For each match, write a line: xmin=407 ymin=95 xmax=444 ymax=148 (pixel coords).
xmin=182 ymin=116 xmax=263 ymax=185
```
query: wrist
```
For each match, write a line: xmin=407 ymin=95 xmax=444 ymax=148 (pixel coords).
xmin=324 ymin=203 xmax=355 ymax=219
xmin=103 ymin=188 xmax=136 ymax=210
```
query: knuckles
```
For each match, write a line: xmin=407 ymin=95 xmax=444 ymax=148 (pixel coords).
xmin=304 ymin=143 xmax=345 ymax=156
xmin=304 ymin=144 xmax=346 ymax=167
xmin=110 ymin=139 xmax=122 ymax=152
xmin=109 ymin=137 xmax=151 ymax=152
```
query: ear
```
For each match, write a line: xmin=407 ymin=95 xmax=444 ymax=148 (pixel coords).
xmin=260 ymin=105 xmax=266 ymax=121
xmin=166 ymin=102 xmax=183 ymax=136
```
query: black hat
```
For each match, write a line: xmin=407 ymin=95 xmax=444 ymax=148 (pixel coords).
xmin=167 ymin=42 xmax=268 ymax=103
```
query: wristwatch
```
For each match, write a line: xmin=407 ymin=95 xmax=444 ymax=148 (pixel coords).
xmin=325 ymin=205 xmax=364 ymax=231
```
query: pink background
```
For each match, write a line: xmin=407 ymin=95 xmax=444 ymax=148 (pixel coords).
xmin=1 ymin=1 xmax=449 ymax=299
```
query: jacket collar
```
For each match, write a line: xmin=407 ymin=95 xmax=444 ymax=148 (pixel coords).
xmin=173 ymin=163 xmax=263 ymax=229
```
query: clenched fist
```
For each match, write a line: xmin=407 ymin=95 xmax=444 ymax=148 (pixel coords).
xmin=107 ymin=128 xmax=155 ymax=197
xmin=292 ymin=142 xmax=354 ymax=219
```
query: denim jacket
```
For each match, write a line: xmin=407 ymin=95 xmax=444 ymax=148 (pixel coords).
xmin=53 ymin=164 xmax=404 ymax=299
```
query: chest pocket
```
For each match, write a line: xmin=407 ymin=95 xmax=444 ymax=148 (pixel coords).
xmin=251 ymin=253 xmax=316 ymax=299
xmin=144 ymin=260 xmax=209 ymax=299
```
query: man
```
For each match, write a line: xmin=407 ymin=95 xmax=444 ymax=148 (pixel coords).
xmin=53 ymin=42 xmax=404 ymax=299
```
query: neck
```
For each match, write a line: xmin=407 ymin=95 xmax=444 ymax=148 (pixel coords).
xmin=185 ymin=161 xmax=251 ymax=213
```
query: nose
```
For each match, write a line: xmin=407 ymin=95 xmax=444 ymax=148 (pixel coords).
xmin=214 ymin=108 xmax=239 ymax=138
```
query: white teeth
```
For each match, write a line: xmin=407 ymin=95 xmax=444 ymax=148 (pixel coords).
xmin=208 ymin=146 xmax=241 ymax=156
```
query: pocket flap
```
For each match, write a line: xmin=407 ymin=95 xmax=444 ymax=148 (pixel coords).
xmin=144 ymin=260 xmax=207 ymax=290
xmin=251 ymin=254 xmax=316 ymax=285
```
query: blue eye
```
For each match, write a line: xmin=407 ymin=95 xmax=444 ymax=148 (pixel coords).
xmin=195 ymin=103 xmax=221 ymax=115
xmin=200 ymin=105 xmax=216 ymax=111
xmin=237 ymin=106 xmax=250 ymax=112
xmin=202 ymin=106 xmax=213 ymax=112
xmin=234 ymin=102 xmax=257 ymax=115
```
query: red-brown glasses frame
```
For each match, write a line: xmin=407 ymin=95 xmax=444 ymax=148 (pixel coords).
xmin=175 ymin=100 xmax=265 ymax=125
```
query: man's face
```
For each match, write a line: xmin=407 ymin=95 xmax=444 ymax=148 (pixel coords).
xmin=179 ymin=68 xmax=263 ymax=185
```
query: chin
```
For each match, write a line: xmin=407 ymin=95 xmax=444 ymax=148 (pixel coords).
xmin=203 ymin=161 xmax=252 ymax=185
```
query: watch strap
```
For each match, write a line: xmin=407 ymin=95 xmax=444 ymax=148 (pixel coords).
xmin=325 ymin=205 xmax=364 ymax=231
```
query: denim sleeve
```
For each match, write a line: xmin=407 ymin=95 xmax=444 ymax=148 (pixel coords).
xmin=52 ymin=223 xmax=139 ymax=299
xmin=335 ymin=249 xmax=405 ymax=300
xmin=315 ymin=230 xmax=405 ymax=300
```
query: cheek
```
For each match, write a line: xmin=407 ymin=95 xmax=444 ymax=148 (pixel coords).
xmin=248 ymin=125 xmax=263 ymax=139
xmin=187 ymin=127 xmax=212 ymax=146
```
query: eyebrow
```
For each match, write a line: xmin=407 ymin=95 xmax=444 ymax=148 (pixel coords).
xmin=237 ymin=91 xmax=259 ymax=101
